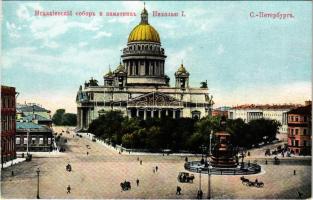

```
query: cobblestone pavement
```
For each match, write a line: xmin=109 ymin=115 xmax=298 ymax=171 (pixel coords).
xmin=1 ymin=127 xmax=311 ymax=199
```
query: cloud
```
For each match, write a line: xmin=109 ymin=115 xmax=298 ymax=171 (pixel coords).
xmin=6 ymin=22 xmax=21 ymax=38
xmin=93 ymin=31 xmax=112 ymax=39
xmin=3 ymin=46 xmax=117 ymax=76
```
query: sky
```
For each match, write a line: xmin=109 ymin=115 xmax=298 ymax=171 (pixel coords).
xmin=2 ymin=1 xmax=312 ymax=114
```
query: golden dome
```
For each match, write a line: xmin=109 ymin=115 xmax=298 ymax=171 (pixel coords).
xmin=177 ymin=64 xmax=187 ymax=74
xmin=127 ymin=6 xmax=160 ymax=43
xmin=128 ymin=24 xmax=160 ymax=43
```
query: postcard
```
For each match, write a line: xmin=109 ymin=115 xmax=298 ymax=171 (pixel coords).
xmin=1 ymin=1 xmax=312 ymax=199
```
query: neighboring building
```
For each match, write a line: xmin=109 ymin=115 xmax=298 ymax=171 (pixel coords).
xmin=16 ymin=103 xmax=51 ymax=120
xmin=287 ymin=101 xmax=311 ymax=155
xmin=212 ymin=106 xmax=231 ymax=118
xmin=1 ymin=85 xmax=17 ymax=166
xmin=228 ymin=104 xmax=300 ymax=133
xmin=76 ymin=6 xmax=214 ymax=131
xmin=15 ymin=122 xmax=53 ymax=152
xmin=19 ymin=114 xmax=53 ymax=127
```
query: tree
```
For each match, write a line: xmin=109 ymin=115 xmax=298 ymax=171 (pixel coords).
xmin=52 ymin=109 xmax=65 ymax=125
xmin=62 ymin=113 xmax=77 ymax=126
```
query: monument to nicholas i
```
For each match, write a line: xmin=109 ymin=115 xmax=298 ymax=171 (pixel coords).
xmin=76 ymin=6 xmax=214 ymax=131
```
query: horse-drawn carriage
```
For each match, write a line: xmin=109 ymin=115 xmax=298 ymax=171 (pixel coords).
xmin=120 ymin=181 xmax=131 ymax=191
xmin=240 ymin=176 xmax=264 ymax=188
xmin=178 ymin=172 xmax=195 ymax=183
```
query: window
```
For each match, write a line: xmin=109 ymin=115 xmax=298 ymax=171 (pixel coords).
xmin=304 ymin=116 xmax=307 ymax=122
xmin=295 ymin=117 xmax=299 ymax=122
xmin=16 ymin=137 xmax=20 ymax=145
xmin=291 ymin=129 xmax=294 ymax=135
xmin=39 ymin=138 xmax=44 ymax=145
xmin=48 ymin=138 xmax=51 ymax=145
xmin=24 ymin=137 xmax=28 ymax=145
xmin=32 ymin=137 xmax=36 ymax=144
xmin=303 ymin=141 xmax=307 ymax=147
xmin=303 ymin=129 xmax=307 ymax=135
xmin=295 ymin=129 xmax=299 ymax=135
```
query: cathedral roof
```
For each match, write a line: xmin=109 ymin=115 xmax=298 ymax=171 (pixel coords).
xmin=128 ymin=6 xmax=160 ymax=43
xmin=104 ymin=67 xmax=114 ymax=78
xmin=114 ymin=62 xmax=126 ymax=73
xmin=176 ymin=64 xmax=189 ymax=75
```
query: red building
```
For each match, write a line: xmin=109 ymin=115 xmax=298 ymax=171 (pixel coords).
xmin=1 ymin=85 xmax=17 ymax=166
xmin=287 ymin=101 xmax=312 ymax=155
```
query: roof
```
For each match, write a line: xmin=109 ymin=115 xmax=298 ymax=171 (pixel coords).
xmin=21 ymin=114 xmax=52 ymax=122
xmin=231 ymin=104 xmax=300 ymax=110
xmin=287 ymin=104 xmax=311 ymax=115
xmin=17 ymin=104 xmax=50 ymax=113
xmin=16 ymin=122 xmax=52 ymax=132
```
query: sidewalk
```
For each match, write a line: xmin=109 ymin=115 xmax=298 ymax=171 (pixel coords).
xmin=16 ymin=151 xmax=64 ymax=158
xmin=2 ymin=158 xmax=26 ymax=169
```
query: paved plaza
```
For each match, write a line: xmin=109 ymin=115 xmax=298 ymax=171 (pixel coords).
xmin=1 ymin=127 xmax=311 ymax=199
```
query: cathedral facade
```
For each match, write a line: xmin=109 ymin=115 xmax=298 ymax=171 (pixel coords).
xmin=76 ymin=7 xmax=214 ymax=131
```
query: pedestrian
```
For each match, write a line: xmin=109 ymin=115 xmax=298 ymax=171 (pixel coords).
xmin=265 ymin=160 xmax=267 ymax=165
xmin=153 ymin=169 xmax=155 ymax=173
xmin=298 ymin=191 xmax=302 ymax=198
xmin=11 ymin=171 xmax=14 ymax=176
xmin=87 ymin=151 xmax=89 ymax=156
xmin=156 ymin=166 xmax=158 ymax=172
xmin=176 ymin=186 xmax=181 ymax=195
xmin=197 ymin=189 xmax=203 ymax=199
xmin=136 ymin=179 xmax=139 ymax=186
xmin=140 ymin=160 xmax=142 ymax=165
xmin=255 ymin=178 xmax=258 ymax=183
xmin=294 ymin=170 xmax=296 ymax=175
xmin=185 ymin=156 xmax=188 ymax=162
xmin=137 ymin=157 xmax=139 ymax=161
xmin=67 ymin=185 xmax=71 ymax=194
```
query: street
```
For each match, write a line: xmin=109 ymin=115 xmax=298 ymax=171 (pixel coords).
xmin=1 ymin=127 xmax=311 ymax=199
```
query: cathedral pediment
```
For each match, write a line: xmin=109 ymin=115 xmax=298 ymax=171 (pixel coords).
xmin=128 ymin=92 xmax=181 ymax=107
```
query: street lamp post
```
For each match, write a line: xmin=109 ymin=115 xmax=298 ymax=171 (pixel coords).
xmin=27 ymin=129 xmax=30 ymax=155
xmin=36 ymin=168 xmax=40 ymax=199
xmin=208 ymin=130 xmax=213 ymax=199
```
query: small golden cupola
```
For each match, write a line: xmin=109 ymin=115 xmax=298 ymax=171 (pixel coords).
xmin=175 ymin=63 xmax=190 ymax=90
xmin=128 ymin=4 xmax=160 ymax=43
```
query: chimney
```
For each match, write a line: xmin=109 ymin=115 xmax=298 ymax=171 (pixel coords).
xmin=305 ymin=100 xmax=312 ymax=106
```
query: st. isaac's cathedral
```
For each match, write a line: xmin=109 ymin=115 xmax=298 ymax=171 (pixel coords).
xmin=76 ymin=6 xmax=214 ymax=131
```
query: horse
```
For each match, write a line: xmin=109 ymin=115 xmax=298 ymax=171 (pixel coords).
xmin=240 ymin=176 xmax=249 ymax=185
xmin=120 ymin=181 xmax=131 ymax=191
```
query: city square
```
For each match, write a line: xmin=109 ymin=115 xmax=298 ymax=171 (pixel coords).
xmin=1 ymin=127 xmax=311 ymax=199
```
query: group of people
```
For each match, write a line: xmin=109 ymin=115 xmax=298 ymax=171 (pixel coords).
xmin=153 ymin=166 xmax=159 ymax=173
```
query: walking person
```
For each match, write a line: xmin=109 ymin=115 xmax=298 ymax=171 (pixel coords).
xmin=140 ymin=160 xmax=142 ymax=165
xmin=156 ymin=166 xmax=158 ymax=172
xmin=136 ymin=178 xmax=139 ymax=186
xmin=294 ymin=170 xmax=296 ymax=175
xmin=153 ymin=169 xmax=155 ymax=173
xmin=176 ymin=186 xmax=181 ymax=195
xmin=67 ymin=185 xmax=71 ymax=194
xmin=11 ymin=171 xmax=14 ymax=176
xmin=87 ymin=151 xmax=89 ymax=156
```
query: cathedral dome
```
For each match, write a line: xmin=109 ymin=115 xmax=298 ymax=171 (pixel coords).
xmin=128 ymin=24 xmax=160 ymax=43
xmin=127 ymin=6 xmax=160 ymax=43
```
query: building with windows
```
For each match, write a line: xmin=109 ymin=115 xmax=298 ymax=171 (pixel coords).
xmin=287 ymin=101 xmax=311 ymax=155
xmin=16 ymin=103 xmax=51 ymax=120
xmin=1 ymin=85 xmax=17 ymax=166
xmin=15 ymin=122 xmax=53 ymax=152
xmin=212 ymin=106 xmax=231 ymax=118
xmin=228 ymin=104 xmax=300 ymax=133
xmin=19 ymin=114 xmax=53 ymax=127
xmin=76 ymin=6 xmax=214 ymax=131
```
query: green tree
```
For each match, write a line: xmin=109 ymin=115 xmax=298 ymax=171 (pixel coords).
xmin=62 ymin=113 xmax=77 ymax=126
xmin=52 ymin=109 xmax=65 ymax=125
